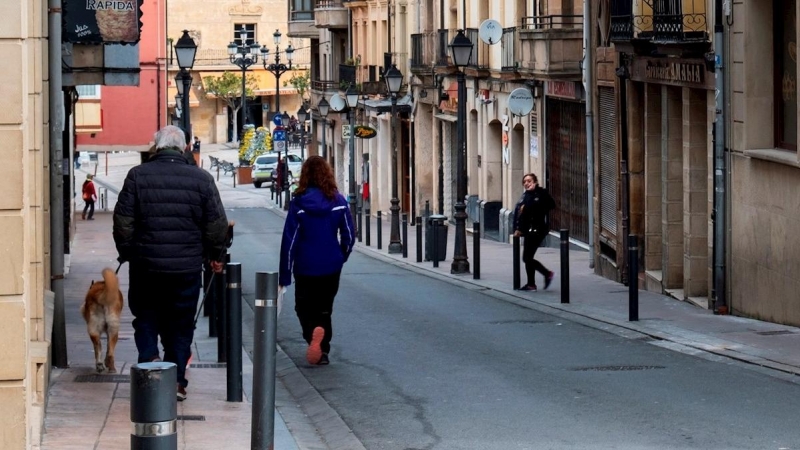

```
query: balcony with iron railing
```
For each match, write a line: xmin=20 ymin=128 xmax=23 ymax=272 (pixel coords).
xmin=464 ymin=28 xmax=490 ymax=71
xmin=315 ymin=0 xmax=348 ymax=30
xmin=411 ymin=32 xmax=436 ymax=72
xmin=500 ymin=27 xmax=517 ymax=72
xmin=518 ymin=15 xmax=583 ymax=79
xmin=288 ymin=0 xmax=316 ymax=38
xmin=610 ymin=0 xmax=708 ymax=44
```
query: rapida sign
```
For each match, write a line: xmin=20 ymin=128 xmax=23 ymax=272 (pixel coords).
xmin=64 ymin=0 xmax=142 ymax=44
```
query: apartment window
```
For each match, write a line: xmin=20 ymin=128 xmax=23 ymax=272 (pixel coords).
xmin=776 ymin=0 xmax=797 ymax=149
xmin=234 ymin=24 xmax=256 ymax=46
xmin=76 ymin=85 xmax=101 ymax=100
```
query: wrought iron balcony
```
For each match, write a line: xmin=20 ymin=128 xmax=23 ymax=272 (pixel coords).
xmin=288 ymin=0 xmax=316 ymax=38
xmin=610 ymin=0 xmax=708 ymax=43
xmin=411 ymin=32 xmax=436 ymax=71
xmin=500 ymin=27 xmax=518 ymax=72
xmin=435 ymin=29 xmax=456 ymax=67
xmin=465 ymin=28 xmax=489 ymax=70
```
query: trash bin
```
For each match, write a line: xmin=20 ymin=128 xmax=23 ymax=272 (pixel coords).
xmin=425 ymin=214 xmax=448 ymax=262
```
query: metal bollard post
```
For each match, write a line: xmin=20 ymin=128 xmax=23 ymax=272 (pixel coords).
xmin=377 ymin=211 xmax=382 ymax=250
xmin=216 ymin=252 xmax=229 ymax=363
xmin=366 ymin=210 xmax=371 ymax=246
xmin=207 ymin=263 xmax=218 ymax=336
xmin=473 ymin=222 xmax=480 ymax=280
xmin=560 ymin=229 xmax=570 ymax=304
xmin=512 ymin=235 xmax=521 ymax=290
xmin=226 ymin=263 xmax=243 ymax=402
xmin=130 ymin=362 xmax=177 ymax=450
xmin=216 ymin=166 xmax=220 ymax=181
xmin=432 ymin=219 xmax=439 ymax=268
xmin=416 ymin=216 xmax=423 ymax=263
xmin=628 ymin=234 xmax=639 ymax=321
xmin=251 ymin=272 xmax=278 ymax=450
xmin=402 ymin=214 xmax=408 ymax=258
xmin=357 ymin=207 xmax=363 ymax=242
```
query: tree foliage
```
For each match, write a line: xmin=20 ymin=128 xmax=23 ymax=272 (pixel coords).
xmin=284 ymin=70 xmax=310 ymax=102
xmin=203 ymin=71 xmax=258 ymax=108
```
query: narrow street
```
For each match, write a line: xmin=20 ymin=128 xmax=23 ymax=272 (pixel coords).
xmin=228 ymin=208 xmax=800 ymax=450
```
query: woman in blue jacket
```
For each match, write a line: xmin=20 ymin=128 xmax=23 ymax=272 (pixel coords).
xmin=279 ymin=156 xmax=355 ymax=365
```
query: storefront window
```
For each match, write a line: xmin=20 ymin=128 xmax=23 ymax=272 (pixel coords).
xmin=776 ymin=0 xmax=797 ymax=149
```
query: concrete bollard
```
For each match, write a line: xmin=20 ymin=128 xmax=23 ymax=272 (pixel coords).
xmin=251 ymin=272 xmax=279 ymax=450
xmin=226 ymin=262 xmax=243 ymax=402
xmin=130 ymin=362 xmax=177 ymax=450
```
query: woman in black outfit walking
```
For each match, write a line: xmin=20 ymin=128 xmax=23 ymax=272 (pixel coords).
xmin=513 ymin=173 xmax=556 ymax=291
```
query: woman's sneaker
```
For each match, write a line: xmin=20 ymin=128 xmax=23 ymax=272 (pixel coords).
xmin=177 ymin=384 xmax=187 ymax=401
xmin=544 ymin=271 xmax=555 ymax=290
xmin=307 ymin=327 xmax=324 ymax=365
xmin=317 ymin=353 xmax=330 ymax=365
xmin=519 ymin=284 xmax=537 ymax=292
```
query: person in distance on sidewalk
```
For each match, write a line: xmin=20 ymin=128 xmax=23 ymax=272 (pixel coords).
xmin=82 ymin=174 xmax=97 ymax=220
xmin=279 ymin=156 xmax=355 ymax=365
xmin=513 ymin=173 xmax=556 ymax=292
xmin=113 ymin=125 xmax=229 ymax=401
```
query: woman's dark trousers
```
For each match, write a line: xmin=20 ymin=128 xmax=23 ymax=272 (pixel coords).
xmin=522 ymin=232 xmax=549 ymax=287
xmin=294 ymin=271 xmax=342 ymax=354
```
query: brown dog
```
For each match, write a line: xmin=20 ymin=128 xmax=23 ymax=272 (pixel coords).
xmin=81 ymin=268 xmax=124 ymax=373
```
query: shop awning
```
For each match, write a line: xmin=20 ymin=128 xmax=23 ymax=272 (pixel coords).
xmin=362 ymin=93 xmax=413 ymax=114
xmin=434 ymin=113 xmax=457 ymax=122
xmin=166 ymin=84 xmax=200 ymax=108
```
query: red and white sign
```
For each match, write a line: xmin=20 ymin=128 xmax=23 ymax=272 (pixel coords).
xmin=546 ymin=81 xmax=580 ymax=100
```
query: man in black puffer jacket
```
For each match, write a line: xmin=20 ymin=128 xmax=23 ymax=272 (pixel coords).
xmin=113 ymin=125 xmax=228 ymax=400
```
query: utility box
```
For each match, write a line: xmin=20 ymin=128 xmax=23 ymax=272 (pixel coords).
xmin=425 ymin=215 xmax=448 ymax=262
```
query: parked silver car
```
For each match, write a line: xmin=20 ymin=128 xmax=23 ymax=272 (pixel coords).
xmin=250 ymin=153 xmax=303 ymax=188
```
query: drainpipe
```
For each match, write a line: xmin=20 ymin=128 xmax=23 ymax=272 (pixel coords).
xmin=616 ymin=55 xmax=630 ymax=285
xmin=49 ymin=0 xmax=68 ymax=367
xmin=712 ymin=0 xmax=727 ymax=314
xmin=583 ymin=0 xmax=595 ymax=269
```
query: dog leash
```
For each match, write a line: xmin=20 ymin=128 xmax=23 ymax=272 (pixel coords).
xmin=193 ymin=224 xmax=235 ymax=327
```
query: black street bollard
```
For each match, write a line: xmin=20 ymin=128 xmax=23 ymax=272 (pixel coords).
xmin=251 ymin=272 xmax=278 ymax=449
xmin=432 ymin=219 xmax=439 ymax=268
xmin=357 ymin=207 xmax=363 ymax=242
xmin=628 ymin=235 xmax=639 ymax=321
xmin=512 ymin=235 xmax=521 ymax=290
xmin=416 ymin=216 xmax=423 ymax=263
xmin=560 ymin=229 xmax=570 ymax=304
xmin=226 ymin=263 xmax=243 ymax=402
xmin=366 ymin=210 xmax=371 ymax=246
xmin=377 ymin=211 xmax=382 ymax=250
xmin=130 ymin=362 xmax=177 ymax=450
xmin=473 ymin=222 xmax=480 ymax=280
xmin=402 ymin=214 xmax=408 ymax=258
xmin=207 ymin=264 xmax=218 ymax=337
xmin=216 ymin=252 xmax=229 ymax=363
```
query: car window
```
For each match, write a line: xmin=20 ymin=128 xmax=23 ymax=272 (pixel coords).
xmin=288 ymin=155 xmax=302 ymax=163
xmin=256 ymin=155 xmax=278 ymax=164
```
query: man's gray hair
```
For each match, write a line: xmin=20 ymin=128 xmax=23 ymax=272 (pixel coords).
xmin=154 ymin=125 xmax=187 ymax=150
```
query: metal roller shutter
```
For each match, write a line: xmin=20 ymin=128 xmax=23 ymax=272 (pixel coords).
xmin=598 ymin=87 xmax=618 ymax=236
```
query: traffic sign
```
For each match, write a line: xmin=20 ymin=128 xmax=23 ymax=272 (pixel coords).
xmin=274 ymin=140 xmax=286 ymax=152
xmin=342 ymin=125 xmax=351 ymax=139
xmin=273 ymin=129 xmax=286 ymax=142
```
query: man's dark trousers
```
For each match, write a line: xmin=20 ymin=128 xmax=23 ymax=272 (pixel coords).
xmin=129 ymin=265 xmax=201 ymax=388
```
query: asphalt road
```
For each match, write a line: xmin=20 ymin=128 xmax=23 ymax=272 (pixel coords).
xmin=226 ymin=208 xmax=800 ymax=450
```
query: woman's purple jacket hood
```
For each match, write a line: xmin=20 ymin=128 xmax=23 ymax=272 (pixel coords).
xmin=279 ymin=186 xmax=355 ymax=286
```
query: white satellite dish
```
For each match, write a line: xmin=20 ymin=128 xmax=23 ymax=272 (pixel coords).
xmin=508 ymin=88 xmax=534 ymax=116
xmin=478 ymin=19 xmax=502 ymax=45
xmin=329 ymin=94 xmax=346 ymax=112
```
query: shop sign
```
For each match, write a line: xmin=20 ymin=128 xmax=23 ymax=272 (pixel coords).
xmin=354 ymin=125 xmax=377 ymax=139
xmin=630 ymin=57 xmax=715 ymax=90
xmin=64 ymin=0 xmax=143 ymax=44
xmin=546 ymin=81 xmax=581 ymax=100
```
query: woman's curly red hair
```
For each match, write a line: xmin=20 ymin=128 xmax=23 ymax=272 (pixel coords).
xmin=294 ymin=155 xmax=339 ymax=199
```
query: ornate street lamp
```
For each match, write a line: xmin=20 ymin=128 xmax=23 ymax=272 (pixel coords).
xmin=449 ymin=29 xmax=473 ymax=274
xmin=345 ymin=82 xmax=360 ymax=228
xmin=317 ymin=97 xmax=329 ymax=160
xmin=261 ymin=29 xmax=294 ymax=209
xmin=384 ymin=64 xmax=404 ymax=254
xmin=174 ymin=30 xmax=197 ymax=133
xmin=228 ymin=25 xmax=260 ymax=143
xmin=297 ymin=103 xmax=308 ymax=160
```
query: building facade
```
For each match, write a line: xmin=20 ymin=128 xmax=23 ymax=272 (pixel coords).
xmin=0 ymin=1 xmax=53 ymax=447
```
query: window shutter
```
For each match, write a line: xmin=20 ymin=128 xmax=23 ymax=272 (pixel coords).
xmin=598 ymin=86 xmax=618 ymax=236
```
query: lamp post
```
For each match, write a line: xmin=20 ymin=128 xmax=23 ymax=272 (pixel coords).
xmin=344 ymin=83 xmax=359 ymax=229
xmin=174 ymin=30 xmax=197 ymax=134
xmin=384 ymin=64 xmax=404 ymax=254
xmin=449 ymin=29 xmax=473 ymax=274
xmin=317 ymin=97 xmax=329 ymax=160
xmin=297 ymin=103 xmax=308 ymax=160
xmin=227 ymin=25 xmax=261 ymax=143
xmin=261 ymin=30 xmax=294 ymax=208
